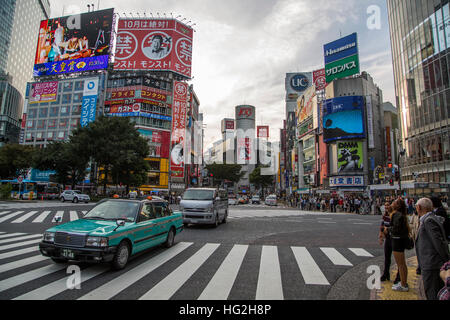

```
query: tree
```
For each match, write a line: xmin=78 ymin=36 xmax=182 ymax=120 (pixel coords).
xmin=249 ymin=165 xmax=275 ymax=196
xmin=0 ymin=144 xmax=36 ymax=179
xmin=205 ymin=163 xmax=244 ymax=187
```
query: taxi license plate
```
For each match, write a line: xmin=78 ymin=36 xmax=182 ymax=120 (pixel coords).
xmin=61 ymin=249 xmax=75 ymax=259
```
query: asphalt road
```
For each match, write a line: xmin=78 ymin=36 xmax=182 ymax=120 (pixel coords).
xmin=0 ymin=201 xmax=388 ymax=300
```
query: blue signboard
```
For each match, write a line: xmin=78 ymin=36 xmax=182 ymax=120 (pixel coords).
xmin=290 ymin=74 xmax=310 ymax=92
xmin=323 ymin=96 xmax=365 ymax=143
xmin=81 ymin=78 xmax=99 ymax=127
xmin=324 ymin=33 xmax=358 ymax=65
xmin=30 ymin=169 xmax=56 ymax=182
xmin=33 ymin=56 xmax=109 ymax=77
xmin=107 ymin=112 xmax=172 ymax=121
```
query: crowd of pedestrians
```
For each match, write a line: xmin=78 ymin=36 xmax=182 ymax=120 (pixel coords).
xmin=379 ymin=195 xmax=449 ymax=300
xmin=285 ymin=194 xmax=373 ymax=214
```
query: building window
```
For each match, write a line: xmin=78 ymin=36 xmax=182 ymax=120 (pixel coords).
xmin=37 ymin=120 xmax=46 ymax=129
xmin=72 ymin=105 xmax=81 ymax=115
xmin=62 ymin=94 xmax=72 ymax=104
xmin=27 ymin=120 xmax=35 ymax=129
xmin=63 ymin=82 xmax=73 ymax=92
xmin=36 ymin=132 xmax=44 ymax=141
xmin=73 ymin=92 xmax=83 ymax=103
xmin=57 ymin=131 xmax=65 ymax=140
xmin=39 ymin=108 xmax=48 ymax=118
xmin=50 ymin=107 xmax=59 ymax=117
xmin=74 ymin=81 xmax=84 ymax=91
xmin=28 ymin=109 xmax=37 ymax=119
xmin=71 ymin=118 xmax=79 ymax=127
xmin=25 ymin=133 xmax=33 ymax=141
xmin=59 ymin=119 xmax=68 ymax=128
xmin=60 ymin=106 xmax=70 ymax=116
xmin=48 ymin=119 xmax=56 ymax=128
xmin=47 ymin=132 xmax=54 ymax=140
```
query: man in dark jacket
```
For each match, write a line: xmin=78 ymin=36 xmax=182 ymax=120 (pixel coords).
xmin=430 ymin=196 xmax=450 ymax=241
xmin=416 ymin=198 xmax=450 ymax=300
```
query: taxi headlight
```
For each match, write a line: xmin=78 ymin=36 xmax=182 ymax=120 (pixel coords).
xmin=43 ymin=232 xmax=55 ymax=243
xmin=86 ymin=237 xmax=108 ymax=247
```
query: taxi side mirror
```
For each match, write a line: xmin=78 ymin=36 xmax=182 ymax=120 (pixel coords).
xmin=114 ymin=219 xmax=126 ymax=232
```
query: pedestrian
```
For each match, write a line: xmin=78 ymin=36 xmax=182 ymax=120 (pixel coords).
xmin=415 ymin=198 xmax=450 ymax=300
xmin=430 ymin=196 xmax=450 ymax=241
xmin=437 ymin=261 xmax=450 ymax=300
xmin=410 ymin=203 xmax=422 ymax=275
xmin=379 ymin=201 xmax=400 ymax=283
xmin=388 ymin=198 xmax=411 ymax=292
xmin=354 ymin=197 xmax=361 ymax=214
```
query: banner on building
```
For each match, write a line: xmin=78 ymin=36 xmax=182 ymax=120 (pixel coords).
xmin=138 ymin=129 xmax=170 ymax=158
xmin=366 ymin=95 xmax=375 ymax=149
xmin=337 ymin=141 xmax=364 ymax=173
xmin=33 ymin=9 xmax=114 ymax=76
xmin=114 ymin=19 xmax=193 ymax=78
xmin=313 ymin=69 xmax=326 ymax=91
xmin=29 ymin=82 xmax=58 ymax=104
xmin=329 ymin=175 xmax=364 ymax=187
xmin=80 ymin=77 xmax=99 ymax=127
xmin=170 ymin=81 xmax=188 ymax=178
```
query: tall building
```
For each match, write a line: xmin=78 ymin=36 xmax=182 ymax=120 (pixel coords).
xmin=387 ymin=0 xmax=450 ymax=184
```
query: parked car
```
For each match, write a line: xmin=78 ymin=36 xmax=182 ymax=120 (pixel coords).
xmin=265 ymin=194 xmax=278 ymax=206
xmin=180 ymin=188 xmax=228 ymax=227
xmin=39 ymin=198 xmax=183 ymax=270
xmin=251 ymin=195 xmax=261 ymax=204
xmin=60 ymin=190 xmax=90 ymax=203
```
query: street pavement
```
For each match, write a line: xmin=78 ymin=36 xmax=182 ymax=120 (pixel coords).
xmin=0 ymin=201 xmax=394 ymax=300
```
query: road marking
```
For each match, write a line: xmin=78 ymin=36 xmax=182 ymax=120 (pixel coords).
xmin=198 ymin=244 xmax=248 ymax=300
xmin=0 ymin=255 xmax=48 ymax=274
xmin=349 ymin=248 xmax=373 ymax=257
xmin=139 ymin=243 xmax=220 ymax=300
xmin=52 ymin=211 xmax=64 ymax=222
xmin=291 ymin=246 xmax=329 ymax=285
xmin=70 ymin=211 xmax=79 ymax=221
xmin=320 ymin=248 xmax=353 ymax=266
xmin=317 ymin=221 xmax=337 ymax=224
xmin=0 ymin=211 xmax=25 ymax=223
xmin=0 ymin=211 xmax=11 ymax=216
xmin=353 ymin=223 xmax=374 ymax=225
xmin=0 ymin=233 xmax=26 ymax=239
xmin=14 ymin=265 xmax=107 ymax=300
xmin=0 ymin=264 xmax=66 ymax=293
xmin=0 ymin=246 xmax=38 ymax=260
xmin=78 ymin=242 xmax=193 ymax=300
xmin=0 ymin=239 xmax=41 ymax=251
xmin=256 ymin=246 xmax=284 ymax=300
xmin=11 ymin=211 xmax=38 ymax=223
xmin=0 ymin=234 xmax=42 ymax=245
xmin=32 ymin=211 xmax=52 ymax=223
xmin=82 ymin=211 xmax=87 ymax=215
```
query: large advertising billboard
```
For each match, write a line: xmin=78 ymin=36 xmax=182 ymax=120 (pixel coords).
xmin=34 ymin=9 xmax=114 ymax=77
xmin=138 ymin=129 xmax=170 ymax=158
xmin=170 ymin=81 xmax=189 ymax=178
xmin=114 ymin=19 xmax=193 ymax=78
xmin=323 ymin=96 xmax=365 ymax=143
xmin=29 ymin=81 xmax=58 ymax=104
xmin=285 ymin=73 xmax=313 ymax=102
xmin=296 ymin=85 xmax=316 ymax=124
xmin=324 ymin=33 xmax=359 ymax=83
xmin=337 ymin=141 xmax=364 ymax=173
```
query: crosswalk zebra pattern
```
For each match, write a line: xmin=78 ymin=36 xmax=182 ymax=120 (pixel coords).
xmin=0 ymin=210 xmax=88 ymax=224
xmin=0 ymin=232 xmax=382 ymax=300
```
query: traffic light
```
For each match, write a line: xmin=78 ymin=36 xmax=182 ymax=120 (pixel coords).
xmin=389 ymin=177 xmax=394 ymax=186
xmin=387 ymin=163 xmax=393 ymax=169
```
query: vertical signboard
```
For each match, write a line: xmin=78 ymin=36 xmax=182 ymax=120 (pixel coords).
xmin=365 ymin=95 xmax=375 ymax=149
xmin=324 ymin=33 xmax=360 ymax=83
xmin=80 ymin=77 xmax=99 ymax=127
xmin=313 ymin=69 xmax=326 ymax=91
xmin=257 ymin=126 xmax=269 ymax=138
xmin=170 ymin=81 xmax=188 ymax=178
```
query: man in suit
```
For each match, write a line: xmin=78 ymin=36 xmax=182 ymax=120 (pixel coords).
xmin=415 ymin=198 xmax=450 ymax=300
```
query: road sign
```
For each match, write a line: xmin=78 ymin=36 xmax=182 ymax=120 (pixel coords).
xmin=17 ymin=176 xmax=23 ymax=183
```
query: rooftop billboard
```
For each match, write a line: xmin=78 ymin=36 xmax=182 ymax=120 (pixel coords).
xmin=34 ymin=9 xmax=114 ymax=77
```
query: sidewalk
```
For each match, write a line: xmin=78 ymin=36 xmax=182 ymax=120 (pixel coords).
xmin=372 ymin=255 xmax=425 ymax=300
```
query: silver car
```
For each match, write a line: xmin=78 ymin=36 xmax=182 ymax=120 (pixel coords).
xmin=180 ymin=188 xmax=228 ymax=227
xmin=60 ymin=190 xmax=90 ymax=203
xmin=265 ymin=195 xmax=277 ymax=206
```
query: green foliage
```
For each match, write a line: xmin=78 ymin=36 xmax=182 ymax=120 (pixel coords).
xmin=0 ymin=144 xmax=36 ymax=179
xmin=249 ymin=166 xmax=275 ymax=192
xmin=0 ymin=183 xmax=12 ymax=200
xmin=205 ymin=163 xmax=244 ymax=186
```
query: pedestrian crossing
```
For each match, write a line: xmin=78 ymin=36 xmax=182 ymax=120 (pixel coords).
xmin=0 ymin=231 xmax=382 ymax=300
xmin=0 ymin=210 xmax=88 ymax=224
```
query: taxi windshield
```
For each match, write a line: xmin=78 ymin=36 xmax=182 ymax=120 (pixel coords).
xmin=83 ymin=200 xmax=140 ymax=222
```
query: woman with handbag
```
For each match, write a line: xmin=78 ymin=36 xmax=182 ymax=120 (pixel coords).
xmin=387 ymin=198 xmax=413 ymax=292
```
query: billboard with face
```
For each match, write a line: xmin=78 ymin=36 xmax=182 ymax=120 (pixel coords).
xmin=323 ymin=96 xmax=365 ymax=143
xmin=34 ymin=9 xmax=114 ymax=76
xmin=170 ymin=81 xmax=189 ymax=178
xmin=337 ymin=141 xmax=364 ymax=173
xmin=114 ymin=19 xmax=193 ymax=78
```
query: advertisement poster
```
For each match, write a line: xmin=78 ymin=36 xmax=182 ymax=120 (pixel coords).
xmin=237 ymin=137 xmax=252 ymax=162
xmin=29 ymin=82 xmax=58 ymax=104
xmin=297 ymin=85 xmax=316 ymax=124
xmin=323 ymin=96 xmax=365 ymax=142
xmin=138 ymin=129 xmax=170 ymax=158
xmin=114 ymin=19 xmax=193 ymax=78
xmin=313 ymin=69 xmax=326 ymax=91
xmin=337 ymin=141 xmax=364 ymax=173
xmin=170 ymin=81 xmax=188 ymax=178
xmin=325 ymin=54 xmax=360 ymax=83
xmin=34 ymin=9 xmax=114 ymax=76
xmin=324 ymin=33 xmax=359 ymax=83
xmin=80 ymin=77 xmax=99 ymax=127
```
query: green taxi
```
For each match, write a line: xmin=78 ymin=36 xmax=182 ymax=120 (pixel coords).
xmin=39 ymin=198 xmax=183 ymax=270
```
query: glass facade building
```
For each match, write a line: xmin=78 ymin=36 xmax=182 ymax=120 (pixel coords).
xmin=387 ymin=0 xmax=450 ymax=183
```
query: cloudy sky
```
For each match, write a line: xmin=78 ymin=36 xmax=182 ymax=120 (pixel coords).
xmin=49 ymin=0 xmax=395 ymax=149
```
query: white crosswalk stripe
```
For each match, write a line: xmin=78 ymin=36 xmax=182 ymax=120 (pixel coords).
xmin=139 ymin=243 xmax=220 ymax=300
xmin=0 ymin=234 xmax=42 ymax=245
xmin=52 ymin=211 xmax=64 ymax=222
xmin=0 ymin=232 xmax=381 ymax=300
xmin=33 ymin=211 xmax=52 ymax=223
xmin=0 ymin=211 xmax=24 ymax=223
xmin=70 ymin=211 xmax=79 ymax=221
xmin=0 ymin=211 xmax=11 ymax=216
xmin=11 ymin=211 xmax=38 ymax=223
xmin=0 ymin=233 xmax=26 ymax=239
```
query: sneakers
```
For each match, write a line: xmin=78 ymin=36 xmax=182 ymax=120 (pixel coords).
xmin=392 ymin=282 xmax=409 ymax=292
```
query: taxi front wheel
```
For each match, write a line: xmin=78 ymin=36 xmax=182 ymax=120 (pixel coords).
xmin=164 ymin=228 xmax=175 ymax=248
xmin=112 ymin=241 xmax=130 ymax=270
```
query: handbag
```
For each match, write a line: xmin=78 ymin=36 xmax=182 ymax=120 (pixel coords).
xmin=405 ymin=236 xmax=415 ymax=250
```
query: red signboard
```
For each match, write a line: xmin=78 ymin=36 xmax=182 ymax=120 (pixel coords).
xmin=170 ymin=81 xmax=189 ymax=178
xmin=29 ymin=81 xmax=58 ymax=104
xmin=114 ymin=19 xmax=193 ymax=78
xmin=313 ymin=69 xmax=326 ymax=91
xmin=225 ymin=120 xmax=235 ymax=130
xmin=257 ymin=126 xmax=269 ymax=138
xmin=386 ymin=126 xmax=392 ymax=162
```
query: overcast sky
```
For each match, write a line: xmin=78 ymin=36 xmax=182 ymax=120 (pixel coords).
xmin=49 ymin=0 xmax=395 ymax=149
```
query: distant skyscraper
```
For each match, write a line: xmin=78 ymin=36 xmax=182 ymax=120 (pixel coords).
xmin=387 ymin=0 xmax=449 ymax=183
